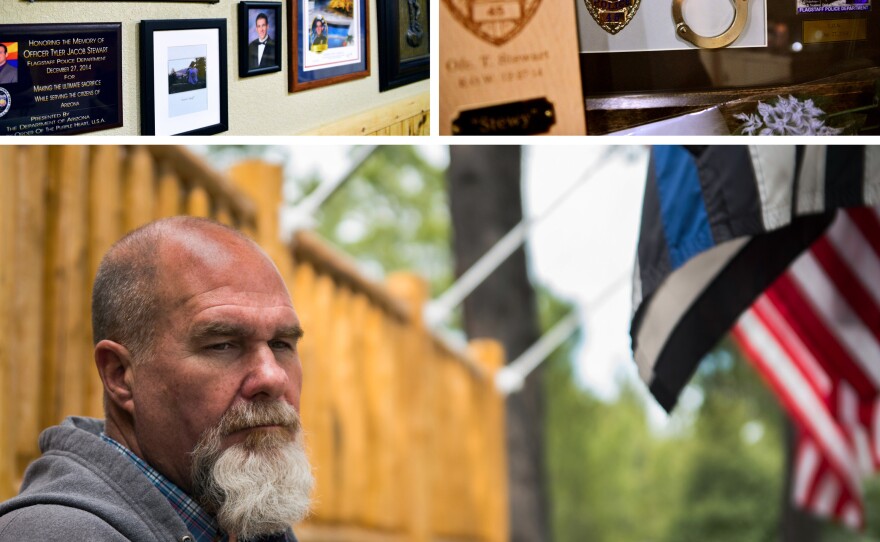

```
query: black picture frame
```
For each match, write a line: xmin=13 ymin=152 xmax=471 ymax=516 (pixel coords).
xmin=288 ymin=0 xmax=369 ymax=92
xmin=139 ymin=19 xmax=228 ymax=135
xmin=377 ymin=0 xmax=428 ymax=91
xmin=238 ymin=2 xmax=283 ymax=77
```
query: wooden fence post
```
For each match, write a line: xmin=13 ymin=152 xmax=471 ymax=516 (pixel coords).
xmin=87 ymin=146 xmax=123 ymax=418
xmin=13 ymin=147 xmax=49 ymax=474
xmin=385 ymin=272 xmax=431 ymax=542
xmin=227 ymin=161 xmax=294 ymax=285
xmin=43 ymin=146 xmax=91 ymax=426
xmin=124 ymin=147 xmax=155 ymax=233
xmin=468 ymin=339 xmax=509 ymax=542
xmin=0 ymin=146 xmax=18 ymax=499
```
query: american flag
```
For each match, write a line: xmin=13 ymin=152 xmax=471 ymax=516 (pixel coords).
xmin=732 ymin=205 xmax=880 ymax=529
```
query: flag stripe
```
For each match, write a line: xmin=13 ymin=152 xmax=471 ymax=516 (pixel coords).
xmin=652 ymin=146 xmax=713 ymax=269
xmin=751 ymin=295 xmax=831 ymax=397
xmin=810 ymin=237 xmax=880 ymax=348
xmin=793 ymin=439 xmax=821 ymax=505
xmin=790 ymin=254 xmax=880 ymax=388
xmin=795 ymin=146 xmax=828 ymax=215
xmin=733 ymin=311 xmax=861 ymax=494
xmin=768 ymin=276 xmax=876 ymax=398
xmin=824 ymin=147 xmax=864 ymax=208
xmin=845 ymin=207 xmax=880 ymax=262
xmin=825 ymin=211 xmax=880 ymax=309
xmin=748 ymin=146 xmax=797 ymax=231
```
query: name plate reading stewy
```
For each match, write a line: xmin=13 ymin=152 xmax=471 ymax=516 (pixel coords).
xmin=452 ymin=97 xmax=556 ymax=134
xmin=0 ymin=23 xmax=122 ymax=135
xmin=441 ymin=0 xmax=586 ymax=134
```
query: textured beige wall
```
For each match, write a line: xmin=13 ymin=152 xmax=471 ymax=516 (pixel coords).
xmin=1 ymin=0 xmax=428 ymax=135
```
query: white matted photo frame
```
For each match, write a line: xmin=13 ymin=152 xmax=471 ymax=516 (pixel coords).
xmin=239 ymin=2 xmax=283 ymax=77
xmin=140 ymin=19 xmax=228 ymax=135
xmin=288 ymin=0 xmax=369 ymax=92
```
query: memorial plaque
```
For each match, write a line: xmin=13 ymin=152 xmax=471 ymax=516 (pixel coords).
xmin=0 ymin=23 xmax=122 ymax=135
xmin=440 ymin=0 xmax=586 ymax=134
xmin=803 ymin=19 xmax=868 ymax=43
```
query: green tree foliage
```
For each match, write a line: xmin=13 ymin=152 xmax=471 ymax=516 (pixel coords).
xmin=198 ymin=146 xmax=452 ymax=294
xmin=661 ymin=344 xmax=784 ymax=542
xmin=310 ymin=146 xmax=451 ymax=294
xmin=542 ymin=288 xmax=687 ymax=542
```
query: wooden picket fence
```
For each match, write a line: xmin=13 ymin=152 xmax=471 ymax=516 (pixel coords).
xmin=0 ymin=146 xmax=507 ymax=542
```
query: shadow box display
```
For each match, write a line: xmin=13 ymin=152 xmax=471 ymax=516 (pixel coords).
xmin=377 ymin=0 xmax=429 ymax=90
xmin=578 ymin=0 xmax=880 ymax=135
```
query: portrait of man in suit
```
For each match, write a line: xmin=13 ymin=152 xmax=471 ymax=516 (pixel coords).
xmin=0 ymin=43 xmax=18 ymax=85
xmin=248 ymin=12 xmax=277 ymax=69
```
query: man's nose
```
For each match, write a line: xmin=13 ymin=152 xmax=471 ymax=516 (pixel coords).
xmin=241 ymin=344 xmax=290 ymax=400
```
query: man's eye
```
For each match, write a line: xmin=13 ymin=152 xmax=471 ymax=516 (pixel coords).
xmin=208 ymin=342 xmax=235 ymax=351
xmin=269 ymin=340 xmax=294 ymax=351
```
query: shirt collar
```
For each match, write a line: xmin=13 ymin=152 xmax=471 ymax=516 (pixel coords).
xmin=101 ymin=433 xmax=224 ymax=542
xmin=101 ymin=433 xmax=294 ymax=542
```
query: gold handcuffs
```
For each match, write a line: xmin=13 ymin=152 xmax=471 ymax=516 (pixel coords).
xmin=672 ymin=0 xmax=748 ymax=49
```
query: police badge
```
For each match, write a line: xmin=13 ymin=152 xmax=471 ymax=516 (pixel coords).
xmin=583 ymin=0 xmax=640 ymax=34
xmin=0 ymin=88 xmax=10 ymax=118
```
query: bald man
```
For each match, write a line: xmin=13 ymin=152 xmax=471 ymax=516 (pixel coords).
xmin=0 ymin=217 xmax=314 ymax=541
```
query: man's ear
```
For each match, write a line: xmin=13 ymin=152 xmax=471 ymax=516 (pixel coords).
xmin=94 ymin=340 xmax=136 ymax=415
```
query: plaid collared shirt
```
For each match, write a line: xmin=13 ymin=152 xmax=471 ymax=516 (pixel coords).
xmin=101 ymin=433 xmax=292 ymax=542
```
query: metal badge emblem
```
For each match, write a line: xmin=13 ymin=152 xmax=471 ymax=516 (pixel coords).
xmin=443 ymin=0 xmax=542 ymax=45
xmin=583 ymin=0 xmax=641 ymax=35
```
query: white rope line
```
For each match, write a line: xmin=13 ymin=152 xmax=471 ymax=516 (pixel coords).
xmin=495 ymin=271 xmax=630 ymax=395
xmin=424 ymin=148 xmax=621 ymax=328
xmin=283 ymin=145 xmax=380 ymax=238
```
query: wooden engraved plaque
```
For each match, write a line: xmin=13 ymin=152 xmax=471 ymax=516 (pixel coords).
xmin=440 ymin=0 xmax=586 ymax=134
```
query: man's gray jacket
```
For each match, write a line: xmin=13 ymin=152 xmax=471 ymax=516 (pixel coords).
xmin=0 ymin=417 xmax=196 ymax=541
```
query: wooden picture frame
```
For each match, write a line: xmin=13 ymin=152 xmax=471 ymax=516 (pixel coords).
xmin=238 ymin=2 xmax=283 ymax=77
xmin=288 ymin=0 xmax=369 ymax=92
xmin=140 ymin=19 xmax=228 ymax=135
xmin=377 ymin=0 xmax=428 ymax=91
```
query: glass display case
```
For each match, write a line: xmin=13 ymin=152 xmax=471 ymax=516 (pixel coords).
xmin=578 ymin=0 xmax=880 ymax=134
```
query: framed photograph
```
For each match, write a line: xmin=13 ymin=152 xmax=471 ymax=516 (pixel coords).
xmin=288 ymin=0 xmax=369 ymax=92
xmin=377 ymin=0 xmax=428 ymax=91
xmin=239 ymin=2 xmax=282 ymax=77
xmin=140 ymin=19 xmax=228 ymax=135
